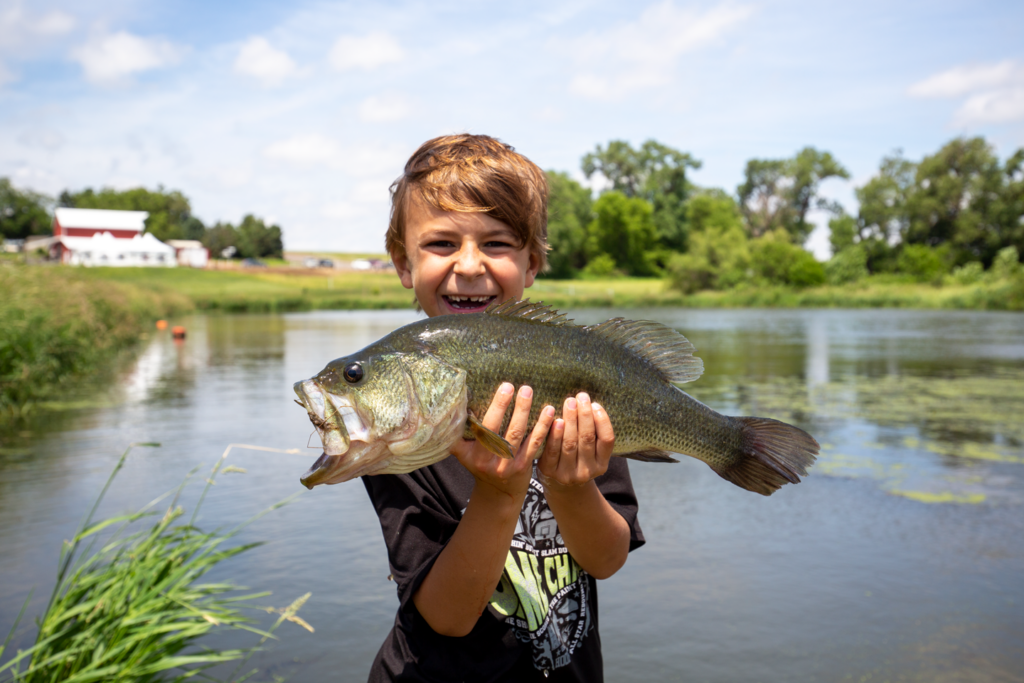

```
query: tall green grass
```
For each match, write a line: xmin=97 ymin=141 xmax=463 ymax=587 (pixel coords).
xmin=0 ymin=443 xmax=309 ymax=683
xmin=0 ymin=265 xmax=193 ymax=426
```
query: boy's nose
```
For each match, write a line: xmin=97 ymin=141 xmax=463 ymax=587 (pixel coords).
xmin=453 ymin=245 xmax=485 ymax=279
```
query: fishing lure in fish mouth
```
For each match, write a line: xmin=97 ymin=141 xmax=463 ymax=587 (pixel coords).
xmin=294 ymin=299 xmax=818 ymax=495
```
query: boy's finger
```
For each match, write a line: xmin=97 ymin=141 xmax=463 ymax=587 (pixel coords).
xmin=504 ymin=385 xmax=534 ymax=452
xmin=559 ymin=396 xmax=579 ymax=475
xmin=481 ymin=382 xmax=515 ymax=431
xmin=592 ymin=402 xmax=615 ymax=469
xmin=539 ymin=417 xmax=564 ymax=474
xmin=524 ymin=405 xmax=555 ymax=462
xmin=576 ymin=392 xmax=597 ymax=460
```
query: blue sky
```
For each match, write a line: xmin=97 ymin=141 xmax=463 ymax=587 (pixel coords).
xmin=2 ymin=0 xmax=1023 ymax=256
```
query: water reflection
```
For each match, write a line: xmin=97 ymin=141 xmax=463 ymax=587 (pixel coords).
xmin=1 ymin=308 xmax=1022 ymax=682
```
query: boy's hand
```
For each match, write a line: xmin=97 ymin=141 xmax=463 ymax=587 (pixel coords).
xmin=538 ymin=392 xmax=615 ymax=492
xmin=451 ymin=383 xmax=555 ymax=500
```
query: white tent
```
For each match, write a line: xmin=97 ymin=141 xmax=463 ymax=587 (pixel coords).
xmin=56 ymin=231 xmax=177 ymax=267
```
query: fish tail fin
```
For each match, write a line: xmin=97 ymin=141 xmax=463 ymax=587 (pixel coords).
xmin=713 ymin=417 xmax=818 ymax=496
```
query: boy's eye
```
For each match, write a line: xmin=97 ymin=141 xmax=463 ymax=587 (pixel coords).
xmin=426 ymin=240 xmax=456 ymax=248
xmin=484 ymin=240 xmax=515 ymax=248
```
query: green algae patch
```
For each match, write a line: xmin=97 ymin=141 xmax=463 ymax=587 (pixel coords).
xmin=888 ymin=489 xmax=987 ymax=504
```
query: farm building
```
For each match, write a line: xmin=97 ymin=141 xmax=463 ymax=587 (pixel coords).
xmin=166 ymin=239 xmax=210 ymax=268
xmin=51 ymin=208 xmax=176 ymax=267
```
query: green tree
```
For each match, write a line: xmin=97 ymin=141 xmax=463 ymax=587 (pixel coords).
xmin=1 ymin=178 xmax=52 ymax=239
xmin=665 ymin=191 xmax=750 ymax=293
xmin=736 ymin=159 xmax=790 ymax=238
xmin=828 ymin=213 xmax=857 ymax=255
xmin=544 ymin=171 xmax=592 ymax=279
xmin=60 ymin=186 xmax=201 ymax=242
xmin=582 ymin=139 xmax=701 ymax=252
xmin=235 ymin=214 xmax=283 ymax=259
xmin=738 ymin=147 xmax=849 ymax=243
xmin=902 ymin=137 xmax=1013 ymax=266
xmin=586 ymin=191 xmax=658 ymax=276
xmin=202 ymin=222 xmax=239 ymax=258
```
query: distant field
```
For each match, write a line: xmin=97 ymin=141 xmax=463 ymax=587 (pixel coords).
xmin=73 ymin=266 xmax=1024 ymax=312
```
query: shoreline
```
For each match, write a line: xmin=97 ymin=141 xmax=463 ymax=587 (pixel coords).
xmin=73 ymin=266 xmax=1024 ymax=313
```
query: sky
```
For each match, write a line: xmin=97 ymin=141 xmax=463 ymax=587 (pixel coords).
xmin=2 ymin=0 xmax=1023 ymax=257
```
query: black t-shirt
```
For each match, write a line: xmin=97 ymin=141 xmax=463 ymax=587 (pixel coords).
xmin=362 ymin=456 xmax=644 ymax=683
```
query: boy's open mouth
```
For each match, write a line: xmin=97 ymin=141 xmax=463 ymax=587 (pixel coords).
xmin=442 ymin=295 xmax=496 ymax=312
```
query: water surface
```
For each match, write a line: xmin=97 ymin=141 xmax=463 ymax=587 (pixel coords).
xmin=2 ymin=308 xmax=1022 ymax=681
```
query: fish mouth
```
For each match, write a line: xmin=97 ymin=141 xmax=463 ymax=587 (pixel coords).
xmin=299 ymin=441 xmax=389 ymax=488
xmin=441 ymin=294 xmax=496 ymax=313
xmin=294 ymin=379 xmax=383 ymax=487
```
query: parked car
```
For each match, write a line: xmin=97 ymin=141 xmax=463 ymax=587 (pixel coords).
xmin=319 ymin=258 xmax=334 ymax=268
xmin=242 ymin=258 xmax=267 ymax=268
xmin=304 ymin=257 xmax=319 ymax=268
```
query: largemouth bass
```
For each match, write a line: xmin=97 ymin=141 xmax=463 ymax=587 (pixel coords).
xmin=294 ymin=299 xmax=818 ymax=495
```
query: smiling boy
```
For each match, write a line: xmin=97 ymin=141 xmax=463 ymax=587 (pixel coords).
xmin=362 ymin=134 xmax=644 ymax=682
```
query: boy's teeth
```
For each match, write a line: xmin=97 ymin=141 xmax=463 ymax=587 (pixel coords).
xmin=447 ymin=296 xmax=492 ymax=302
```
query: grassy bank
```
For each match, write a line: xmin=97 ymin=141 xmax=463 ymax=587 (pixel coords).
xmin=65 ymin=265 xmax=1024 ymax=313
xmin=0 ymin=264 xmax=193 ymax=425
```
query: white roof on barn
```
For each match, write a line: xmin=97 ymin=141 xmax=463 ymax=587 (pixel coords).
xmin=55 ymin=207 xmax=149 ymax=231
xmin=166 ymin=239 xmax=205 ymax=249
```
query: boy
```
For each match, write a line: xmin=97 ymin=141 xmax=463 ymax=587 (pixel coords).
xmin=362 ymin=134 xmax=644 ymax=682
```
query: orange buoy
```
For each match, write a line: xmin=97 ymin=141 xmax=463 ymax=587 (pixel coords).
xmin=156 ymin=320 xmax=168 ymax=330
xmin=171 ymin=326 xmax=187 ymax=339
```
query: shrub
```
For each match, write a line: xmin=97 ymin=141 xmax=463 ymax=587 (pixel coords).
xmin=897 ymin=244 xmax=949 ymax=282
xmin=991 ymin=246 xmax=1020 ymax=280
xmin=826 ymin=245 xmax=869 ymax=285
xmin=948 ymin=261 xmax=984 ymax=285
xmin=788 ymin=252 xmax=827 ymax=288
xmin=749 ymin=233 xmax=825 ymax=287
xmin=580 ymin=253 xmax=619 ymax=279
xmin=665 ymin=225 xmax=750 ymax=294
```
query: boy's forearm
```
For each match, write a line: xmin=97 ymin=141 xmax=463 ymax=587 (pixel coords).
xmin=412 ymin=482 xmax=525 ymax=637
xmin=544 ymin=480 xmax=630 ymax=580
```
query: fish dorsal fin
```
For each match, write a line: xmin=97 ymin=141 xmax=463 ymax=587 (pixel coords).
xmin=583 ymin=318 xmax=704 ymax=384
xmin=485 ymin=298 xmax=574 ymax=326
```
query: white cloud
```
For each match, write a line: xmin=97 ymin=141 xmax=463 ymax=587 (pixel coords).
xmin=909 ymin=60 xmax=1024 ymax=125
xmin=71 ymin=31 xmax=184 ymax=85
xmin=18 ymin=127 xmax=66 ymax=151
xmin=328 ymin=32 xmax=403 ymax=71
xmin=955 ymin=88 xmax=1024 ymax=125
xmin=0 ymin=2 xmax=75 ymax=83
xmin=0 ymin=4 xmax=75 ymax=49
xmin=234 ymin=36 xmax=298 ymax=87
xmin=0 ymin=59 xmax=13 ymax=86
xmin=566 ymin=0 xmax=753 ymax=100
xmin=908 ymin=61 xmax=1022 ymax=99
xmin=263 ymin=133 xmax=342 ymax=166
xmin=358 ymin=93 xmax=411 ymax=122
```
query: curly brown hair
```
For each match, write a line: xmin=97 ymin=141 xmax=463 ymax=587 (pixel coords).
xmin=386 ymin=134 xmax=549 ymax=270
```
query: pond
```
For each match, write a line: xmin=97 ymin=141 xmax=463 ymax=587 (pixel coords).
xmin=1 ymin=308 xmax=1022 ymax=681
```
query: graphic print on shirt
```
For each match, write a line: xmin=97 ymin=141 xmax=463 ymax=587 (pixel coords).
xmin=486 ymin=476 xmax=591 ymax=672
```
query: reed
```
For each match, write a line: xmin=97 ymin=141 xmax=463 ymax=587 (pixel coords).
xmin=0 ymin=443 xmax=309 ymax=683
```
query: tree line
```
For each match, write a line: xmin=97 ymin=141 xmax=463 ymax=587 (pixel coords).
xmin=545 ymin=135 xmax=1024 ymax=290
xmin=4 ymin=135 xmax=1022 ymax=289
xmin=0 ymin=184 xmax=283 ymax=259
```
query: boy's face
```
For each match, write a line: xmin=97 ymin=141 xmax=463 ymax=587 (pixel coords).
xmin=393 ymin=194 xmax=540 ymax=318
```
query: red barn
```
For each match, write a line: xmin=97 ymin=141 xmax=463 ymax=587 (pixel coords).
xmin=53 ymin=208 xmax=149 ymax=239
xmin=51 ymin=208 xmax=176 ymax=267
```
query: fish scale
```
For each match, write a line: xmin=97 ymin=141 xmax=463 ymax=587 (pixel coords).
xmin=294 ymin=300 xmax=818 ymax=495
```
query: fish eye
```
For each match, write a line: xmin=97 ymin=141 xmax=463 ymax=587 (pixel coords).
xmin=343 ymin=362 xmax=364 ymax=383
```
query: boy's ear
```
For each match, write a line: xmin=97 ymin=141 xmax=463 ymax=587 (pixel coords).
xmin=523 ymin=250 xmax=542 ymax=289
xmin=391 ymin=249 xmax=414 ymax=290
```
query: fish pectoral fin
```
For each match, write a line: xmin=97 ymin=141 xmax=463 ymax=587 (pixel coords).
xmin=618 ymin=449 xmax=679 ymax=463
xmin=465 ymin=413 xmax=515 ymax=459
